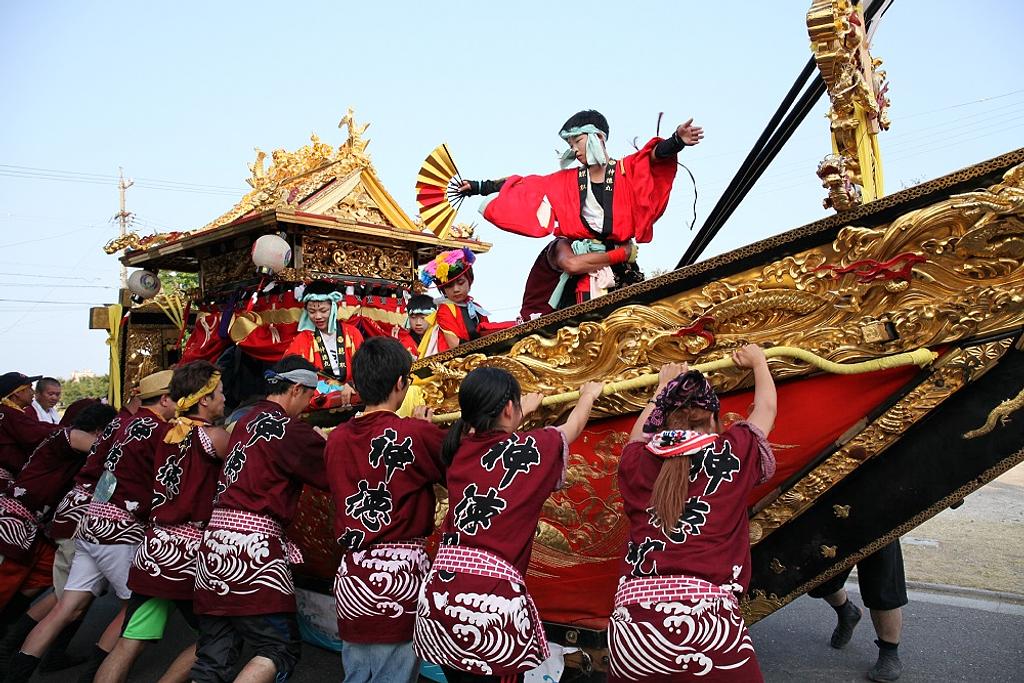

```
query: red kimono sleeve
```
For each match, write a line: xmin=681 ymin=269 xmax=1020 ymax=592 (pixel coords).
xmin=619 ymin=137 xmax=679 ymax=244
xmin=481 ymin=171 xmax=575 ymax=238
xmin=434 ymin=303 xmax=469 ymax=342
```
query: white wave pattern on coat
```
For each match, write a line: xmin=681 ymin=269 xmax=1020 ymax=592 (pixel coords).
xmin=75 ymin=514 xmax=144 ymax=545
xmin=608 ymin=596 xmax=755 ymax=680
xmin=0 ymin=512 xmax=36 ymax=552
xmin=51 ymin=486 xmax=91 ymax=531
xmin=194 ymin=529 xmax=294 ymax=597
xmin=335 ymin=544 xmax=429 ymax=620
xmin=414 ymin=581 xmax=544 ymax=676
xmin=132 ymin=526 xmax=199 ymax=582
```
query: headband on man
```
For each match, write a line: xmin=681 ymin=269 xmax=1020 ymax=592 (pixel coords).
xmin=175 ymin=372 xmax=221 ymax=416
xmin=264 ymin=369 xmax=319 ymax=389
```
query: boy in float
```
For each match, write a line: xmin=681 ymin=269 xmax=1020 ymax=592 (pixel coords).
xmin=405 ymin=294 xmax=436 ymax=357
xmin=284 ymin=281 xmax=365 ymax=408
xmin=418 ymin=248 xmax=515 ymax=355
xmin=458 ymin=110 xmax=703 ymax=318
xmin=413 ymin=367 xmax=603 ymax=682
xmin=607 ymin=346 xmax=777 ymax=682
xmin=325 ymin=336 xmax=446 ymax=683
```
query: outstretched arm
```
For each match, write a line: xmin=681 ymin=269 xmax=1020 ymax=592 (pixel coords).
xmin=732 ymin=344 xmax=777 ymax=434
xmin=651 ymin=119 xmax=704 ymax=161
xmin=458 ymin=179 xmax=508 ymax=196
xmin=556 ymin=382 xmax=605 ymax=444
xmin=628 ymin=362 xmax=687 ymax=442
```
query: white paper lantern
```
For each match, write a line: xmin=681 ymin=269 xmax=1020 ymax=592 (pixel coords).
xmin=252 ymin=234 xmax=292 ymax=275
xmin=127 ymin=270 xmax=161 ymax=299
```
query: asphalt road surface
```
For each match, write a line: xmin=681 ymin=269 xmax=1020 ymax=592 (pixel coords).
xmin=25 ymin=582 xmax=1024 ymax=682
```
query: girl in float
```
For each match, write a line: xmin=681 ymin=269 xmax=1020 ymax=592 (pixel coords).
xmin=414 ymin=367 xmax=603 ymax=683
xmin=417 ymin=248 xmax=515 ymax=356
xmin=283 ymin=280 xmax=364 ymax=408
xmin=608 ymin=345 xmax=777 ymax=683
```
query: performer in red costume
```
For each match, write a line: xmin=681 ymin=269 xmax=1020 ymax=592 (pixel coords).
xmin=418 ymin=248 xmax=515 ymax=355
xmin=459 ymin=110 xmax=703 ymax=318
xmin=325 ymin=337 xmax=446 ymax=682
xmin=97 ymin=360 xmax=230 ymax=683
xmin=191 ymin=355 xmax=328 ymax=683
xmin=607 ymin=347 xmax=777 ymax=683
xmin=414 ymin=368 xmax=603 ymax=682
xmin=283 ymin=280 xmax=364 ymax=408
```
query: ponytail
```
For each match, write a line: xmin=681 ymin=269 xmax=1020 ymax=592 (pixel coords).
xmin=441 ymin=418 xmax=470 ymax=466
xmin=648 ymin=405 xmax=716 ymax=533
xmin=650 ymin=457 xmax=691 ymax=533
xmin=442 ymin=367 xmax=521 ymax=467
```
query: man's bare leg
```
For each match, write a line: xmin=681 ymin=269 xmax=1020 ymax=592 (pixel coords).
xmin=234 ymin=655 xmax=279 ymax=683
xmin=19 ymin=590 xmax=92 ymax=656
xmin=870 ymin=607 xmax=902 ymax=644
xmin=156 ymin=643 xmax=197 ymax=683
xmin=93 ymin=637 xmax=147 ymax=683
xmin=25 ymin=592 xmax=57 ymax=622
xmin=96 ymin=606 xmax=126 ymax=652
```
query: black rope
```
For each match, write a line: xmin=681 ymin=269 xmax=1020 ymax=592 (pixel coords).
xmin=675 ymin=0 xmax=890 ymax=268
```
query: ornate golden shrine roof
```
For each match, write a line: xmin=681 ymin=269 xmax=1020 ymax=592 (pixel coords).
xmin=111 ymin=108 xmax=488 ymax=271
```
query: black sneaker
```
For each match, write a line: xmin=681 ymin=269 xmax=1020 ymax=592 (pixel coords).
xmin=830 ymin=602 xmax=862 ymax=649
xmin=868 ymin=649 xmax=903 ymax=681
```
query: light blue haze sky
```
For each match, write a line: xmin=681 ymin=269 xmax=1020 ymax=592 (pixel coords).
xmin=1 ymin=1 xmax=1021 ymax=376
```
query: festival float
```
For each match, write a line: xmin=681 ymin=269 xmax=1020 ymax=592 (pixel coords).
xmin=95 ymin=1 xmax=1024 ymax=678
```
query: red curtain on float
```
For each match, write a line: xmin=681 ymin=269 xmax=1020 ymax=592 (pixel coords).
xmin=525 ymin=364 xmax=920 ymax=629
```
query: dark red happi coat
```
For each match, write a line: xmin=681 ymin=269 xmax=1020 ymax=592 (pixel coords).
xmin=414 ymin=426 xmax=567 ymax=677
xmin=325 ymin=411 xmax=445 ymax=644
xmin=48 ymin=412 xmax=129 ymax=540
xmin=0 ymin=403 xmax=59 ymax=480
xmin=608 ymin=422 xmax=774 ymax=683
xmin=76 ymin=408 xmax=170 ymax=546
xmin=194 ymin=400 xmax=327 ymax=616
xmin=0 ymin=430 xmax=83 ymax=563
xmin=129 ymin=423 xmax=222 ymax=601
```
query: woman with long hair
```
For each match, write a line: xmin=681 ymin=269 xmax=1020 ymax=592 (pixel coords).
xmin=608 ymin=345 xmax=777 ymax=682
xmin=414 ymin=367 xmax=603 ymax=682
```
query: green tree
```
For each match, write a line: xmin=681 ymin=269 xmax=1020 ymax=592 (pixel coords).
xmin=58 ymin=375 xmax=111 ymax=407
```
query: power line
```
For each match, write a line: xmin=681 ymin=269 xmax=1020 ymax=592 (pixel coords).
xmin=0 ymin=164 xmax=244 ymax=192
xmin=0 ymin=298 xmax=107 ymax=305
xmin=0 ymin=282 xmax=116 ymax=289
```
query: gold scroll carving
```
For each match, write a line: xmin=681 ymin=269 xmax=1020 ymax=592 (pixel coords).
xmin=302 ymin=236 xmax=415 ymax=283
xmin=200 ymin=247 xmax=257 ymax=291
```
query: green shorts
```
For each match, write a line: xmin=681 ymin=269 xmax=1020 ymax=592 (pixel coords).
xmin=121 ymin=594 xmax=198 ymax=641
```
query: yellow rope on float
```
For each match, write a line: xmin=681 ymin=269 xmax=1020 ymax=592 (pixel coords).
xmin=428 ymin=346 xmax=937 ymax=424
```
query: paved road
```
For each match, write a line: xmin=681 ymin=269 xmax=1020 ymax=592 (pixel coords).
xmin=28 ymin=583 xmax=1024 ymax=682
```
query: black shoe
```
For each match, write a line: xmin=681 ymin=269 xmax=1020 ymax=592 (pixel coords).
xmin=38 ymin=650 xmax=89 ymax=673
xmin=830 ymin=601 xmax=862 ymax=649
xmin=0 ymin=616 xmax=37 ymax=675
xmin=3 ymin=652 xmax=40 ymax=683
xmin=868 ymin=648 xmax=903 ymax=681
xmin=37 ymin=618 xmax=86 ymax=673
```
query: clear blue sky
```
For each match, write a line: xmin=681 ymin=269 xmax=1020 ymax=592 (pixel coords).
xmin=1 ymin=1 xmax=1021 ymax=377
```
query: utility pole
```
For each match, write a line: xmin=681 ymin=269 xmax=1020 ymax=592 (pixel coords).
xmin=115 ymin=167 xmax=134 ymax=288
